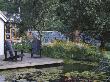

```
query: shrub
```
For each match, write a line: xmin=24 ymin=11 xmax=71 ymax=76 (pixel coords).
xmin=42 ymin=41 xmax=102 ymax=62
xmin=105 ymin=43 xmax=110 ymax=51
xmin=13 ymin=41 xmax=31 ymax=53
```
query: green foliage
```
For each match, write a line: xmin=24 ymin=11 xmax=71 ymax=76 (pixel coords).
xmin=42 ymin=41 xmax=102 ymax=62
xmin=13 ymin=34 xmax=32 ymax=52
xmin=105 ymin=43 xmax=110 ymax=51
xmin=0 ymin=0 xmax=5 ymax=10
xmin=20 ymin=0 xmax=63 ymax=32
xmin=0 ymin=0 xmax=19 ymax=13
xmin=57 ymin=0 xmax=110 ymax=35
xmin=0 ymin=0 xmax=110 ymax=37
xmin=65 ymin=71 xmax=107 ymax=80
xmin=13 ymin=40 xmax=103 ymax=62
xmin=18 ymin=0 xmax=110 ymax=39
xmin=13 ymin=41 xmax=31 ymax=53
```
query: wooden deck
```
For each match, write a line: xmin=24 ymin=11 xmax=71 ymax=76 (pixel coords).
xmin=0 ymin=53 xmax=63 ymax=70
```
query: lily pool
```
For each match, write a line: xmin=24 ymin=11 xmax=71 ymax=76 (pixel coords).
xmin=0 ymin=62 xmax=96 ymax=82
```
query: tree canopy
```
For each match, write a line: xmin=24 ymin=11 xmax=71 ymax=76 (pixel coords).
xmin=58 ymin=0 xmax=110 ymax=35
xmin=20 ymin=0 xmax=110 ymax=37
xmin=0 ymin=0 xmax=20 ymax=13
xmin=20 ymin=0 xmax=63 ymax=32
xmin=0 ymin=0 xmax=110 ymax=38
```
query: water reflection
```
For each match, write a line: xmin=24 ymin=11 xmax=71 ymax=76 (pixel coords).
xmin=63 ymin=63 xmax=95 ymax=73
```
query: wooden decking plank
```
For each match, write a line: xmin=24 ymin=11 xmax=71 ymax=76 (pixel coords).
xmin=0 ymin=53 xmax=63 ymax=70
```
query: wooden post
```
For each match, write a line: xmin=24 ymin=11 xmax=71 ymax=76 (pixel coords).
xmin=14 ymin=50 xmax=17 ymax=61
xmin=74 ymin=30 xmax=80 ymax=43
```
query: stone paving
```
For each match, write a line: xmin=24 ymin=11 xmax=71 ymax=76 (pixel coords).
xmin=0 ymin=53 xmax=63 ymax=70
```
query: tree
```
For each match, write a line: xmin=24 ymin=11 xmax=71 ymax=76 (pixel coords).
xmin=1 ymin=0 xmax=110 ymax=43
xmin=57 ymin=0 xmax=110 ymax=37
xmin=0 ymin=0 xmax=5 ymax=10
xmin=0 ymin=0 xmax=20 ymax=13
xmin=20 ymin=0 xmax=63 ymax=32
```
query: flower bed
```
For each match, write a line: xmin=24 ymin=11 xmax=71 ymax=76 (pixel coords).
xmin=42 ymin=41 xmax=102 ymax=62
xmin=13 ymin=40 xmax=102 ymax=62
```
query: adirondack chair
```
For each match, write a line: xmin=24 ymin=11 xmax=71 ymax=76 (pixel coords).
xmin=30 ymin=38 xmax=42 ymax=58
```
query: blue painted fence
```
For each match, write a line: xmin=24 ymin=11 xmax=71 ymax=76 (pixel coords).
xmin=31 ymin=31 xmax=68 ymax=44
xmin=80 ymin=33 xmax=101 ymax=46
